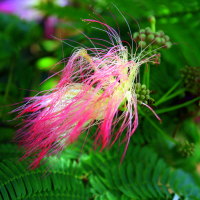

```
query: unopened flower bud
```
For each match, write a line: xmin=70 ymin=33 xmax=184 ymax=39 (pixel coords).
xmin=165 ymin=41 xmax=172 ymax=48
xmin=138 ymin=41 xmax=146 ymax=48
xmin=139 ymin=29 xmax=145 ymax=34
xmin=147 ymin=34 xmax=155 ymax=41
xmin=164 ymin=35 xmax=170 ymax=41
xmin=145 ymin=27 xmax=152 ymax=34
xmin=133 ymin=32 xmax=139 ymax=39
xmin=157 ymin=30 xmax=164 ymax=36
xmin=155 ymin=37 xmax=162 ymax=44
xmin=140 ymin=34 xmax=146 ymax=40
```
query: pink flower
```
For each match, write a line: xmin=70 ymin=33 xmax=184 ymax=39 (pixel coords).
xmin=0 ymin=0 xmax=68 ymax=21
xmin=15 ymin=19 xmax=160 ymax=168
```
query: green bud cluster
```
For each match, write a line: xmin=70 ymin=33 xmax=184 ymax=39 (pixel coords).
xmin=135 ymin=83 xmax=155 ymax=104
xmin=133 ymin=27 xmax=172 ymax=49
xmin=181 ymin=66 xmax=200 ymax=94
xmin=177 ymin=141 xmax=195 ymax=158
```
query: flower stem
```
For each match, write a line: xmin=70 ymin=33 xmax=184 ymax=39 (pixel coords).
xmin=143 ymin=63 xmax=150 ymax=88
xmin=139 ymin=107 xmax=176 ymax=146
xmin=4 ymin=60 xmax=14 ymax=101
xmin=149 ymin=16 xmax=156 ymax=32
xmin=155 ymin=80 xmax=182 ymax=106
xmin=155 ymin=88 xmax=185 ymax=106
xmin=156 ymin=96 xmax=200 ymax=114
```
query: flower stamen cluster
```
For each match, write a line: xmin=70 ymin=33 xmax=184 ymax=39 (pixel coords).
xmin=15 ymin=19 xmax=160 ymax=168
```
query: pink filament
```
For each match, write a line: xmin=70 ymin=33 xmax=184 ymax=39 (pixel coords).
xmin=15 ymin=19 xmax=159 ymax=168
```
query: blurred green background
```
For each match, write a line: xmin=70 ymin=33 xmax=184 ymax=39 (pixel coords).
xmin=0 ymin=0 xmax=200 ymax=200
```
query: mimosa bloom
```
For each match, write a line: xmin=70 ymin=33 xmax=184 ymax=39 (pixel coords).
xmin=15 ymin=19 xmax=160 ymax=168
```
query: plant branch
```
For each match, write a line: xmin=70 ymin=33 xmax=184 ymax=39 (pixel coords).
xmin=156 ymin=97 xmax=200 ymax=114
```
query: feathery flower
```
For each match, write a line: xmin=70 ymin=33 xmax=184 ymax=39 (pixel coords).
xmin=15 ymin=19 xmax=160 ymax=168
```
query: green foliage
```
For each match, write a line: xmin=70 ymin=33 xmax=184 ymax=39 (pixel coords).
xmin=0 ymin=13 xmax=42 ymax=124
xmin=0 ymin=13 xmax=41 ymax=70
xmin=1 ymin=143 xmax=200 ymax=200
xmin=81 ymin=145 xmax=200 ymax=199
xmin=0 ymin=146 xmax=91 ymax=200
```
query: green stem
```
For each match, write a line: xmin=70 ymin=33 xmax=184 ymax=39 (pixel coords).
xmin=139 ymin=107 xmax=176 ymax=145
xmin=156 ymin=97 xmax=200 ymax=114
xmin=155 ymin=88 xmax=185 ymax=106
xmin=4 ymin=61 xmax=14 ymax=101
xmin=155 ymin=80 xmax=182 ymax=106
xmin=143 ymin=63 xmax=150 ymax=88
xmin=149 ymin=16 xmax=156 ymax=32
